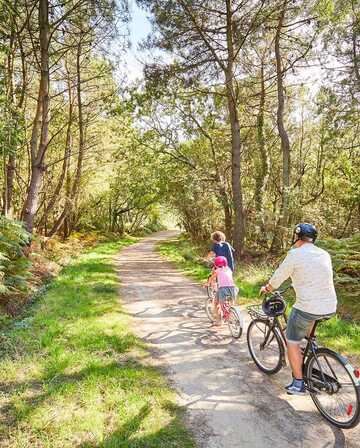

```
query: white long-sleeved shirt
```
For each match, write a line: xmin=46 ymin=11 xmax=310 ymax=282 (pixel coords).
xmin=269 ymin=243 xmax=337 ymax=315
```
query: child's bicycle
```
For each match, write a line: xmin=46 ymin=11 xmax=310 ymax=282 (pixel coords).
xmin=246 ymin=288 xmax=360 ymax=429
xmin=206 ymin=270 xmax=217 ymax=301
xmin=205 ymin=273 xmax=243 ymax=339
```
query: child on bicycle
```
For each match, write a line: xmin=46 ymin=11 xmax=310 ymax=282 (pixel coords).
xmin=206 ymin=231 xmax=235 ymax=292
xmin=207 ymin=231 xmax=235 ymax=272
xmin=212 ymin=256 xmax=237 ymax=326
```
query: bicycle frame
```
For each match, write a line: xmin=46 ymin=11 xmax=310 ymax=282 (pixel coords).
xmin=259 ymin=315 xmax=287 ymax=356
xmin=218 ymin=298 xmax=235 ymax=320
xmin=301 ymin=321 xmax=343 ymax=392
xmin=270 ymin=317 xmax=341 ymax=391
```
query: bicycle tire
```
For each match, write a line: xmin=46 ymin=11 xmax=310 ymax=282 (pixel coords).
xmin=305 ymin=347 xmax=360 ymax=429
xmin=228 ymin=308 xmax=242 ymax=339
xmin=247 ymin=318 xmax=284 ymax=374
xmin=204 ymin=297 xmax=217 ymax=323
xmin=207 ymin=284 xmax=216 ymax=300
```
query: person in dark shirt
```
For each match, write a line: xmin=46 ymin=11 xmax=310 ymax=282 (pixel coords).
xmin=207 ymin=231 xmax=235 ymax=272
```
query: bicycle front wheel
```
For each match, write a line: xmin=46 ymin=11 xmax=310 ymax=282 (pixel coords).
xmin=228 ymin=308 xmax=243 ymax=339
xmin=306 ymin=348 xmax=360 ymax=429
xmin=204 ymin=297 xmax=217 ymax=322
xmin=247 ymin=319 xmax=284 ymax=374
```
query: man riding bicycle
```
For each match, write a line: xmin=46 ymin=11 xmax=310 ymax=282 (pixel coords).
xmin=261 ymin=223 xmax=337 ymax=395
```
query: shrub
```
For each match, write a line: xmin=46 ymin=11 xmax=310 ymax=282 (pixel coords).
xmin=0 ymin=217 xmax=31 ymax=301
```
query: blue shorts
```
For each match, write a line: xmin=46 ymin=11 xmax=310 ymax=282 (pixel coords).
xmin=217 ymin=286 xmax=237 ymax=302
xmin=286 ymin=307 xmax=334 ymax=343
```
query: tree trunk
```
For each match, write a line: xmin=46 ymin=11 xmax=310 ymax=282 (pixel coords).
xmin=3 ymin=154 xmax=16 ymax=217
xmin=49 ymin=38 xmax=85 ymax=238
xmin=219 ymin=185 xmax=233 ymax=240
xmin=71 ymin=40 xmax=85 ymax=202
xmin=227 ymin=90 xmax=245 ymax=257
xmin=40 ymin=74 xmax=73 ymax=232
xmin=22 ymin=0 xmax=50 ymax=233
xmin=352 ymin=2 xmax=360 ymax=86
xmin=2 ymin=1 xmax=17 ymax=217
xmin=63 ymin=39 xmax=85 ymax=235
xmin=254 ymin=62 xmax=270 ymax=228
xmin=225 ymin=0 xmax=245 ymax=259
xmin=271 ymin=0 xmax=291 ymax=252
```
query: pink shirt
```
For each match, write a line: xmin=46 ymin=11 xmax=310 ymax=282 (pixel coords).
xmin=216 ymin=267 xmax=235 ymax=287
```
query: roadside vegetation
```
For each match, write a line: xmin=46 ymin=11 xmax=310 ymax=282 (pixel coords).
xmin=158 ymin=235 xmax=360 ymax=360
xmin=0 ymin=239 xmax=194 ymax=448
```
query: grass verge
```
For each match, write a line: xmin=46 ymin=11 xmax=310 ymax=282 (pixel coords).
xmin=0 ymin=237 xmax=195 ymax=448
xmin=158 ymin=235 xmax=360 ymax=361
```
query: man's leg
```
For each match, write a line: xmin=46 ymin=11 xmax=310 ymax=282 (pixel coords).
xmin=287 ymin=317 xmax=316 ymax=377
xmin=287 ymin=342 xmax=303 ymax=379
xmin=285 ymin=308 xmax=312 ymax=395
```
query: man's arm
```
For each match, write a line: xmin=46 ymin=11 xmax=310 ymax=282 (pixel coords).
xmin=261 ymin=251 xmax=294 ymax=293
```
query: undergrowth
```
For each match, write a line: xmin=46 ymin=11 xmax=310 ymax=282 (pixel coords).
xmin=0 ymin=225 xmax=129 ymax=317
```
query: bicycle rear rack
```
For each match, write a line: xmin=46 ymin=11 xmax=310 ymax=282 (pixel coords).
xmin=247 ymin=304 xmax=268 ymax=320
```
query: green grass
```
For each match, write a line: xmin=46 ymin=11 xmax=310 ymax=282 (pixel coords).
xmin=157 ymin=236 xmax=210 ymax=283
xmin=157 ymin=235 xmax=275 ymax=302
xmin=158 ymin=235 xmax=360 ymax=361
xmin=0 ymin=237 xmax=195 ymax=448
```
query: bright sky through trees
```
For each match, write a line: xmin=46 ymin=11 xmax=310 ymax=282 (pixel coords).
xmin=123 ymin=1 xmax=151 ymax=80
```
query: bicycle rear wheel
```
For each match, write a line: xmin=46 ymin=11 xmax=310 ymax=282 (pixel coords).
xmin=247 ymin=318 xmax=284 ymax=374
xmin=228 ymin=308 xmax=242 ymax=339
xmin=207 ymin=283 xmax=217 ymax=300
xmin=204 ymin=297 xmax=217 ymax=322
xmin=306 ymin=348 xmax=360 ymax=429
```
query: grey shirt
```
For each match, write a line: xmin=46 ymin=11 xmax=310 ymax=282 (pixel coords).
xmin=269 ymin=243 xmax=337 ymax=315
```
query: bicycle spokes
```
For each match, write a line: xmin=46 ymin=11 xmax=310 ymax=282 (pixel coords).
xmin=247 ymin=319 xmax=284 ymax=374
xmin=307 ymin=350 xmax=360 ymax=427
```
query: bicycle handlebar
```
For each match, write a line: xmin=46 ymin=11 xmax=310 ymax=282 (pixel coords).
xmin=260 ymin=284 xmax=292 ymax=298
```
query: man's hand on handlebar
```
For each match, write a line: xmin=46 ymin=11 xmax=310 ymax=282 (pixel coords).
xmin=260 ymin=283 xmax=273 ymax=295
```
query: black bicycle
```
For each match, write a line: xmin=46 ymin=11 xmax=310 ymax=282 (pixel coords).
xmin=246 ymin=290 xmax=360 ymax=429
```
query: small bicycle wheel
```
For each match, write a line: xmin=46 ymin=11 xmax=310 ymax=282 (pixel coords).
xmin=306 ymin=348 xmax=360 ymax=429
xmin=204 ymin=297 xmax=217 ymax=322
xmin=228 ymin=308 xmax=242 ymax=339
xmin=247 ymin=318 xmax=284 ymax=374
xmin=207 ymin=283 xmax=217 ymax=300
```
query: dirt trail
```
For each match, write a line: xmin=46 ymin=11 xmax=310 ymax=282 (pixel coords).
xmin=115 ymin=231 xmax=359 ymax=448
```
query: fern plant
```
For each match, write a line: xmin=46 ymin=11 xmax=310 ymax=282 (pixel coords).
xmin=0 ymin=217 xmax=31 ymax=297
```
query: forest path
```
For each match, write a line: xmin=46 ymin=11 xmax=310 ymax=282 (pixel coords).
xmin=115 ymin=231 xmax=359 ymax=448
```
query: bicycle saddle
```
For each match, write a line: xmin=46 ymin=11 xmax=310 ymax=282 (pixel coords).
xmin=315 ymin=315 xmax=333 ymax=322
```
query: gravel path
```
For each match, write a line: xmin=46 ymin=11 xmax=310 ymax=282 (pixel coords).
xmin=115 ymin=231 xmax=360 ymax=448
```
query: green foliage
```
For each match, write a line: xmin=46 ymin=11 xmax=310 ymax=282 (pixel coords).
xmin=157 ymin=236 xmax=210 ymax=282
xmin=318 ymin=234 xmax=360 ymax=320
xmin=0 ymin=217 xmax=31 ymax=297
xmin=0 ymin=239 xmax=194 ymax=447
